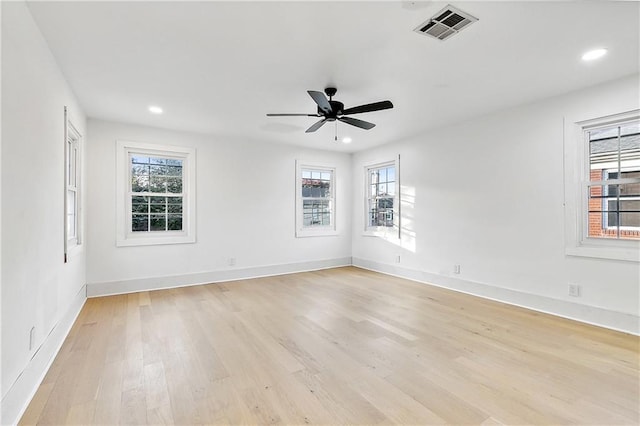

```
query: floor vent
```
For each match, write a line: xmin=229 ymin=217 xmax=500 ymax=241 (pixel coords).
xmin=414 ymin=4 xmax=478 ymax=41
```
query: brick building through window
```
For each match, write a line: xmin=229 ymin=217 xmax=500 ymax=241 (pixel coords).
xmin=587 ymin=122 xmax=640 ymax=240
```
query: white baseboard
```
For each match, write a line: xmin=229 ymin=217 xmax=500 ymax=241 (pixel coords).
xmin=352 ymin=257 xmax=639 ymax=336
xmin=87 ymin=257 xmax=353 ymax=297
xmin=1 ymin=285 xmax=87 ymax=426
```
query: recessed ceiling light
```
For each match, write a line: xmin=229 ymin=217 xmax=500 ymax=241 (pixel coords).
xmin=342 ymin=137 xmax=352 ymax=144
xmin=582 ymin=48 xmax=607 ymax=61
xmin=148 ymin=105 xmax=163 ymax=114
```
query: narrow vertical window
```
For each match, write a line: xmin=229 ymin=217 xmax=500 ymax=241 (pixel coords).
xmin=365 ymin=160 xmax=399 ymax=236
xmin=296 ymin=161 xmax=336 ymax=237
xmin=65 ymin=120 xmax=81 ymax=250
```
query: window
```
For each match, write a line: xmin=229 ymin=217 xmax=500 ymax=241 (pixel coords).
xmin=564 ymin=110 xmax=640 ymax=262
xmin=295 ymin=161 xmax=336 ymax=237
xmin=365 ymin=159 xmax=399 ymax=236
xmin=586 ymin=119 xmax=640 ymax=240
xmin=65 ymin=118 xmax=82 ymax=253
xmin=117 ymin=141 xmax=196 ymax=246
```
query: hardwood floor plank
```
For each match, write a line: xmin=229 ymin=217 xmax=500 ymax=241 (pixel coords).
xmin=19 ymin=267 xmax=640 ymax=425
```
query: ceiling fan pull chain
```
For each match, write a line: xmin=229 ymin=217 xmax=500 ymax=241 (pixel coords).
xmin=335 ymin=121 xmax=338 ymax=141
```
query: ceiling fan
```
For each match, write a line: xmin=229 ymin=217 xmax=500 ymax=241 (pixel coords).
xmin=266 ymin=87 xmax=393 ymax=133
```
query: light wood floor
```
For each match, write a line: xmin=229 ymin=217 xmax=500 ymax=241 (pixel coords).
xmin=20 ymin=267 xmax=639 ymax=425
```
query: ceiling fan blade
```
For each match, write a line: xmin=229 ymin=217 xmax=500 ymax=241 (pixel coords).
xmin=338 ymin=116 xmax=376 ymax=130
xmin=342 ymin=100 xmax=393 ymax=115
xmin=266 ymin=113 xmax=321 ymax=116
xmin=305 ymin=118 xmax=328 ymax=133
xmin=307 ymin=90 xmax=332 ymax=114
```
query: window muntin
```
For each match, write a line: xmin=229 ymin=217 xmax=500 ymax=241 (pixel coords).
xmin=587 ymin=120 xmax=640 ymax=240
xmin=367 ymin=163 xmax=396 ymax=229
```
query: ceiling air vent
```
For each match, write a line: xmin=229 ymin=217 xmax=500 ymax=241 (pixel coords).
xmin=414 ymin=5 xmax=478 ymax=41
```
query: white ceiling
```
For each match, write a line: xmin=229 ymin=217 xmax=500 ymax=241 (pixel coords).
xmin=27 ymin=1 xmax=640 ymax=153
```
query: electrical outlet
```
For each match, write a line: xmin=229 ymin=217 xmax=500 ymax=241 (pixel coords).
xmin=568 ymin=284 xmax=581 ymax=297
xmin=228 ymin=257 xmax=236 ymax=266
xmin=454 ymin=264 xmax=461 ymax=274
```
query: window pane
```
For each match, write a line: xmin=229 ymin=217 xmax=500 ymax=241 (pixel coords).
xmin=132 ymin=214 xmax=149 ymax=232
xmin=167 ymin=199 xmax=183 ymax=213
xmin=589 ymin=127 xmax=619 ymax=141
xmin=590 ymin=141 xmax=618 ymax=178
xmin=131 ymin=155 xmax=149 ymax=165
xmin=166 ymin=159 xmax=183 ymax=167
xmin=165 ymin=165 xmax=182 ymax=176
xmin=132 ymin=200 xmax=148 ymax=213
xmin=368 ymin=197 xmax=394 ymax=227
xmin=150 ymin=164 xmax=167 ymax=176
xmin=620 ymin=181 xmax=640 ymax=198
xmin=166 ymin=177 xmax=183 ymax=193
xmin=619 ymin=212 xmax=640 ymax=229
xmin=131 ymin=175 xmax=149 ymax=192
xmin=588 ymin=184 xmax=640 ymax=239
xmin=302 ymin=170 xmax=311 ymax=179
xmin=387 ymin=167 xmax=395 ymax=182
xmin=132 ymin=164 xmax=149 ymax=177
xmin=302 ymin=176 xmax=331 ymax=198
xmin=67 ymin=191 xmax=76 ymax=238
xmin=590 ymin=122 xmax=640 ymax=179
xmin=370 ymin=171 xmax=378 ymax=184
xmin=149 ymin=176 xmax=166 ymax=192
xmin=150 ymin=202 xmax=166 ymax=213
xmin=378 ymin=168 xmax=387 ymax=183
xmin=388 ymin=182 xmax=396 ymax=195
xmin=320 ymin=172 xmax=330 ymax=180
xmin=302 ymin=199 xmax=331 ymax=227
xmin=167 ymin=214 xmax=182 ymax=230
xmin=621 ymin=121 xmax=640 ymax=137
xmin=378 ymin=183 xmax=387 ymax=195
xmin=621 ymin=132 xmax=640 ymax=171
xmin=150 ymin=157 xmax=166 ymax=165
xmin=150 ymin=215 xmax=166 ymax=231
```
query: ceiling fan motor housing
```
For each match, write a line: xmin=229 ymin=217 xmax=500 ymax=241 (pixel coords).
xmin=320 ymin=101 xmax=344 ymax=119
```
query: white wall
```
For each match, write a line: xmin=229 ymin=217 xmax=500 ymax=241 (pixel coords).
xmin=86 ymin=120 xmax=352 ymax=295
xmin=352 ymin=74 xmax=640 ymax=334
xmin=1 ymin=2 xmax=87 ymax=423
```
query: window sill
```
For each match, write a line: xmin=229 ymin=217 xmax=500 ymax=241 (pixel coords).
xmin=296 ymin=229 xmax=338 ymax=238
xmin=566 ymin=243 xmax=639 ymax=262
xmin=363 ymin=228 xmax=399 ymax=238
xmin=117 ymin=233 xmax=196 ymax=247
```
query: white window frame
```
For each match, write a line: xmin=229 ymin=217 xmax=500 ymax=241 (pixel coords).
xmin=564 ymin=109 xmax=639 ymax=262
xmin=295 ymin=160 xmax=337 ymax=237
xmin=116 ymin=140 xmax=196 ymax=247
xmin=364 ymin=157 xmax=400 ymax=238
xmin=64 ymin=110 xmax=82 ymax=260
